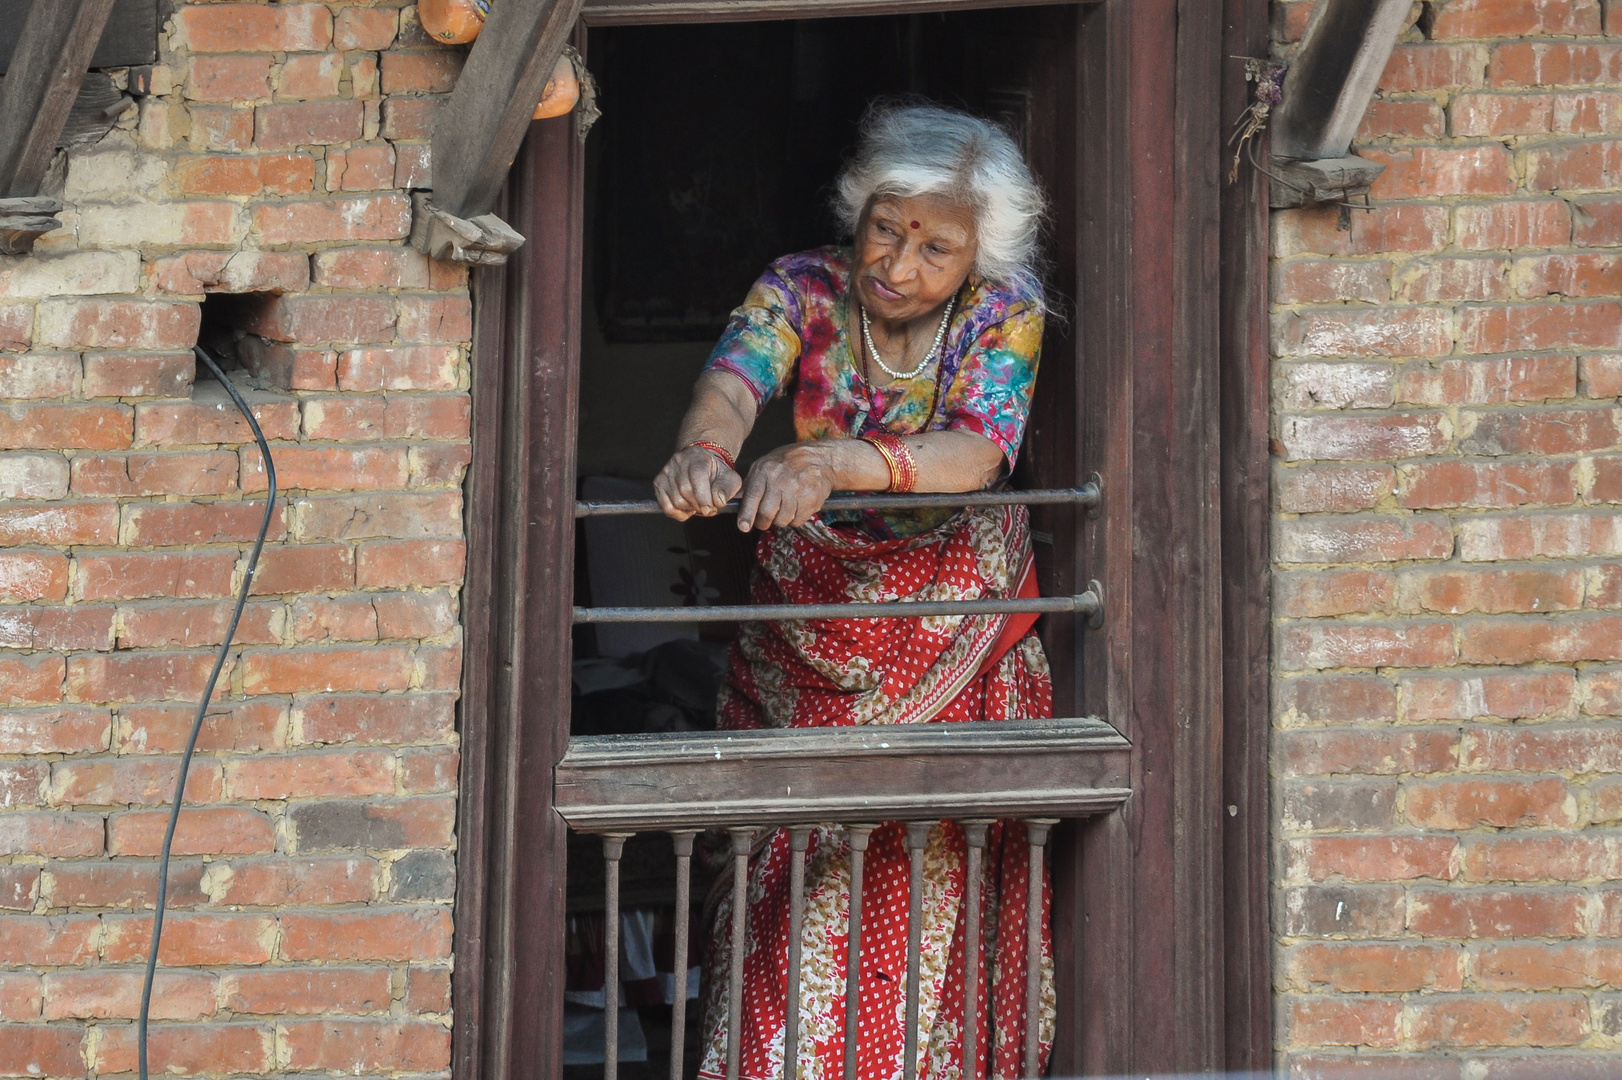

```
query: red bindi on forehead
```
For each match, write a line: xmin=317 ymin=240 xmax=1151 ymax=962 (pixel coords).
xmin=910 ymin=221 xmax=920 ymax=229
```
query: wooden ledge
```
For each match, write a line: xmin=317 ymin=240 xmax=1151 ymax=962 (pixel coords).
xmin=554 ymin=716 xmax=1132 ymax=832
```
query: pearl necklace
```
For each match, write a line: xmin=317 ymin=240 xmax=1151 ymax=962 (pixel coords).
xmin=861 ymin=297 xmax=954 ymax=380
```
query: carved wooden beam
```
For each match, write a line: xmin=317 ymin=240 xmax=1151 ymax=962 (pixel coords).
xmin=428 ymin=0 xmax=585 ymax=222
xmin=0 ymin=0 xmax=118 ymax=198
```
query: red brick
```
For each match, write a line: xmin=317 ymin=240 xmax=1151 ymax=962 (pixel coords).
xmin=1280 ymin=362 xmax=1395 ymax=410
xmin=282 ymin=1018 xmax=450 ymax=1073
xmin=1409 ymin=887 xmax=1585 ymax=938
xmin=1467 ymin=724 xmax=1622 ymax=773
xmin=108 ymin=806 xmax=275 ymax=856
xmin=235 ymin=292 xmax=398 ymax=343
xmin=203 ymin=856 xmax=380 ymax=906
xmin=1362 ymin=146 xmax=1515 ymax=199
xmin=255 ymin=193 xmax=412 ymax=244
xmin=220 ymin=968 xmax=391 ymax=1015
xmin=94 ymin=1022 xmax=272 ymax=1076
xmin=1430 ymin=0 xmax=1601 ymax=39
xmin=0 ymin=606 xmax=114 ymax=652
xmin=75 ymin=551 xmax=237 ymax=601
xmin=1399 ymin=460 xmax=1577 ymax=509
xmin=375 ymin=591 xmax=457 ymax=639
xmin=1465 ymin=834 xmax=1622 ymax=881
xmin=351 ymin=52 xmax=381 ymax=97
xmin=301 ymin=396 xmax=387 ymax=441
xmin=66 ymin=650 xmax=226 ymax=704
xmin=415 ymin=638 xmax=462 ymax=690
xmin=404 ymin=967 xmax=450 ymax=1014
xmin=78 ymin=353 xmax=191 ymax=399
xmin=405 ymin=443 xmax=463 ymax=485
xmin=1286 ymin=942 xmax=1464 ymax=992
xmin=1398 ymin=566 xmax=1584 ymax=615
xmin=0 ymin=302 xmax=31 ymax=350
xmin=0 ymin=653 xmax=64 ymax=704
xmin=1279 ymin=621 xmax=1458 ymax=670
xmin=398 ymin=294 xmax=472 ymax=342
xmin=1381 ymin=44 xmax=1489 ymax=92
xmin=1273 ymin=307 xmax=1453 ymax=358
xmin=0 ymin=402 xmax=132 ymax=450
xmin=224 ymin=749 xmax=395 ymax=799
xmin=116 ymin=700 xmax=285 ymax=754
xmin=185 ymin=54 xmax=272 ymax=102
xmin=326 ymin=143 xmax=397 ymax=191
xmin=281 ymin=907 xmax=452 ymax=961
xmin=1590 ymin=565 xmax=1622 ymax=608
xmin=1515 ymin=252 xmax=1622 ymax=298
xmin=43 ymin=860 xmax=206 ymax=909
xmin=1571 ymin=195 xmax=1622 ymax=247
xmin=286 ymin=796 xmax=454 ymax=851
xmin=70 ymin=452 xmax=239 ymax=496
xmin=254 ymin=100 xmax=363 ymax=150
xmin=1406 ymin=777 xmax=1574 ymax=829
xmin=400 ymin=746 xmax=457 ymax=793
xmin=188 ymin=105 xmax=255 ymax=151
xmin=0 ymin=1024 xmax=85 ymax=1077
xmin=0 ymin=550 xmax=67 ymax=601
xmin=0 ymin=353 xmax=76 ymax=398
xmin=1458 ymin=302 xmax=1622 ymax=353
xmin=43 ymin=970 xmax=216 ymax=1021
xmin=294 ymin=691 xmax=456 ymax=744
xmin=1286 ymin=835 xmax=1460 ymax=883
xmin=355 ymin=538 xmax=466 ymax=588
xmin=1276 ymin=517 xmax=1452 ymax=565
xmin=1452 ymin=92 xmax=1556 ymax=135
xmin=237 ymin=338 xmax=337 ymax=391
xmin=1276 ymin=465 xmax=1396 ymax=512
xmin=1456 ymin=200 xmax=1572 ymax=249
xmin=0 ymin=972 xmax=40 ymax=1020
xmin=1409 ymin=994 xmax=1588 ymax=1048
xmin=241 ymin=444 xmax=409 ymax=492
xmin=1581 ymin=668 xmax=1622 ymax=715
xmin=292 ymin=492 xmax=462 ymax=539
xmin=1490 ymin=42 xmax=1622 ymax=86
xmin=1460 ymin=614 xmax=1622 ymax=663
xmin=291 ymin=594 xmax=379 ymax=642
xmin=123 ymin=500 xmax=288 ymax=547
xmin=181 ymin=3 xmax=332 ymax=51
xmin=116 ymin=599 xmax=281 ymax=649
xmin=395 ymin=142 xmax=432 ymax=188
xmin=1358 ymin=98 xmax=1445 ymax=139
xmin=102 ymin=912 xmax=277 ymax=965
xmin=0 ymin=706 xmax=109 ymax=754
xmin=1394 ymin=257 xmax=1511 ymax=303
xmin=1530 ymin=139 xmax=1622 ymax=192
xmin=134 ymin=398 xmax=301 ymax=445
xmin=241 ymin=644 xmax=413 ymax=694
xmin=34 ymin=298 xmax=199 ymax=351
xmin=337 ymin=345 xmax=460 ymax=392
xmin=279 ymin=52 xmax=344 ymax=99
xmin=1397 ymin=356 xmax=1576 ymax=405
xmin=311 ymin=246 xmax=436 ymax=289
xmin=1459 ymin=513 xmax=1621 ymax=561
xmin=49 ymin=755 xmax=221 ymax=806
xmin=250 ymin=544 xmax=355 ymax=595
xmin=1278 ymin=412 xmax=1451 ymax=462
xmin=0 ymin=867 xmax=40 ymax=911
xmin=335 ymin=7 xmax=398 ymax=50
xmin=0 ymin=501 xmax=116 ymax=545
xmin=153 ymin=249 xmax=313 ymax=295
xmin=1279 ymin=728 xmax=1459 ymax=776
xmin=385 ymin=394 xmax=470 ymax=439
xmin=0 ymin=761 xmax=46 ymax=807
xmin=380 ymin=95 xmax=440 ymax=140
xmin=0 ymin=813 xmax=102 ymax=858
xmin=1476 ymin=943 xmax=1622 ymax=992
xmin=173 ymin=153 xmax=316 ymax=198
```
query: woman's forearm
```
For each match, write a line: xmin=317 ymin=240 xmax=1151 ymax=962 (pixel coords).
xmin=674 ymin=370 xmax=759 ymax=457
xmin=794 ymin=429 xmax=1005 ymax=493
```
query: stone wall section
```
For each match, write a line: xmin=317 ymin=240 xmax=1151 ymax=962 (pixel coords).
xmin=0 ymin=4 xmax=467 ymax=1077
xmin=1272 ymin=0 xmax=1622 ymax=1074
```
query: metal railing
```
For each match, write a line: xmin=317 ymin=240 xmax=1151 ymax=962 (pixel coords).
xmin=554 ymin=718 xmax=1132 ymax=1080
xmin=573 ymin=482 xmax=1101 ymax=519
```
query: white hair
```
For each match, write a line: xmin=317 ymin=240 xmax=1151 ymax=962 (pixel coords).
xmin=834 ymin=102 xmax=1047 ymax=287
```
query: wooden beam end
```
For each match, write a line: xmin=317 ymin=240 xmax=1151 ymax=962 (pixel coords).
xmin=409 ymin=192 xmax=525 ymax=265
xmin=0 ymin=196 xmax=64 ymax=256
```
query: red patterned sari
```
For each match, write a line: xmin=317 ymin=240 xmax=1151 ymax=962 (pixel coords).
xmin=696 ymin=504 xmax=1056 ymax=1080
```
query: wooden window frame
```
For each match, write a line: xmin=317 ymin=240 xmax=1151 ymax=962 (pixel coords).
xmin=453 ymin=0 xmax=1273 ymax=1072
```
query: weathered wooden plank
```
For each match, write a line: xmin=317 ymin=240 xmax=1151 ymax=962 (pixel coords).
xmin=429 ymin=0 xmax=586 ymax=220
xmin=580 ymin=0 xmax=1090 ymax=27
xmin=1270 ymin=0 xmax=1410 ymax=160
xmin=0 ymin=0 xmax=118 ymax=196
xmin=0 ymin=0 xmax=157 ymax=75
xmin=554 ymin=718 xmax=1131 ymax=831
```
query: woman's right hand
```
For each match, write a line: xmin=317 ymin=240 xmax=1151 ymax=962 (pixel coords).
xmin=654 ymin=446 xmax=743 ymax=521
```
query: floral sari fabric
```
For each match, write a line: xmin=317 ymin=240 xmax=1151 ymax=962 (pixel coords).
xmin=693 ymin=249 xmax=1055 ymax=1080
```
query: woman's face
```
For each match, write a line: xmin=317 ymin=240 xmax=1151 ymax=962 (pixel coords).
xmin=852 ymin=194 xmax=978 ymax=324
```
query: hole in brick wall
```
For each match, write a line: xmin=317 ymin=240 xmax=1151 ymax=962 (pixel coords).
xmin=195 ymin=292 xmax=265 ymax=376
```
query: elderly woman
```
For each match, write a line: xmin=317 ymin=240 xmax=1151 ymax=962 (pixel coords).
xmin=656 ymin=104 xmax=1053 ymax=1080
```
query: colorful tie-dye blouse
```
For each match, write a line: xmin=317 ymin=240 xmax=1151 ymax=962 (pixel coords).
xmin=705 ymin=247 xmax=1043 ymax=534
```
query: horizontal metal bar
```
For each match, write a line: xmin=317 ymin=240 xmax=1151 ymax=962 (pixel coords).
xmin=574 ymin=590 xmax=1101 ymax=624
xmin=573 ymin=483 xmax=1100 ymax=518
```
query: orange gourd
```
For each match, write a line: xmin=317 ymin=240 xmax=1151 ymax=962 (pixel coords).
xmin=533 ymin=54 xmax=580 ymax=119
xmin=419 ymin=0 xmax=488 ymax=44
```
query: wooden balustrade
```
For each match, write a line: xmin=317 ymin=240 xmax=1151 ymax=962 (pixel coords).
xmin=553 ymin=717 xmax=1131 ymax=1080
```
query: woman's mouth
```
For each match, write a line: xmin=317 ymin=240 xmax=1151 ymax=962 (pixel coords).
xmin=867 ymin=277 xmax=905 ymax=302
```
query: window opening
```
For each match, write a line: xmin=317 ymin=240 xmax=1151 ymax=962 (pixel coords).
xmin=566 ymin=11 xmax=1091 ymax=1078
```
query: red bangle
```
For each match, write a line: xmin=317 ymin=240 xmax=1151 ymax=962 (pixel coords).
xmin=688 ymin=440 xmax=735 ymax=470
xmin=861 ymin=433 xmax=917 ymax=493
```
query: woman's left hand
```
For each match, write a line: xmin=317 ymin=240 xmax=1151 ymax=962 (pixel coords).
xmin=737 ymin=444 xmax=838 ymax=531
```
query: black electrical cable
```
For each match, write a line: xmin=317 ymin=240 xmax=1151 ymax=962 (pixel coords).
xmin=137 ymin=346 xmax=277 ymax=1080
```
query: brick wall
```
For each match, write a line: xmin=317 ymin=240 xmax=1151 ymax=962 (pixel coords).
xmin=1272 ymin=0 xmax=1622 ymax=1074
xmin=0 ymin=4 xmax=467 ymax=1077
